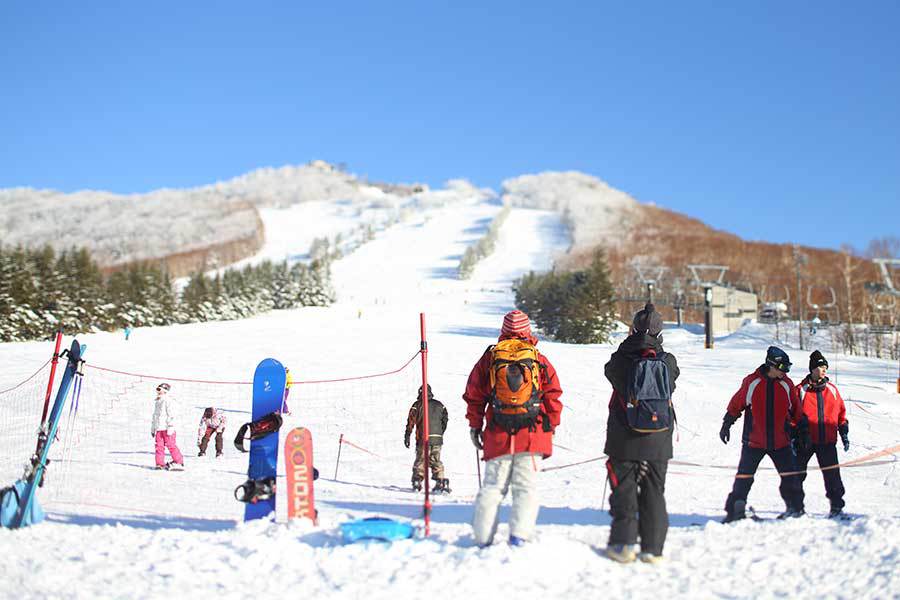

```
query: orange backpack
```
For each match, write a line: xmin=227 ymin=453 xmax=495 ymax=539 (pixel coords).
xmin=489 ymin=338 xmax=543 ymax=433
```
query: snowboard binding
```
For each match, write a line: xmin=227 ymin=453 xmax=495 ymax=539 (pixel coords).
xmin=233 ymin=412 xmax=284 ymax=453
xmin=234 ymin=477 xmax=277 ymax=503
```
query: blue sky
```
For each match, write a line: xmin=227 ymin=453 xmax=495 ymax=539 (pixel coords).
xmin=2 ymin=1 xmax=898 ymax=251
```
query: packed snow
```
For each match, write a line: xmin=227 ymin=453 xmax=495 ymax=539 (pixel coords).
xmin=1 ymin=198 xmax=899 ymax=600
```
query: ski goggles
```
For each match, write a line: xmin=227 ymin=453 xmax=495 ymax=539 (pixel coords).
xmin=767 ymin=360 xmax=791 ymax=373
xmin=156 ymin=383 xmax=171 ymax=392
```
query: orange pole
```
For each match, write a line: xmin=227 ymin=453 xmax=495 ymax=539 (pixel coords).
xmin=419 ymin=313 xmax=431 ymax=536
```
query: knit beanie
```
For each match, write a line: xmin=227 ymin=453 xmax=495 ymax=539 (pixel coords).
xmin=809 ymin=350 xmax=828 ymax=371
xmin=501 ymin=310 xmax=532 ymax=338
xmin=632 ymin=303 xmax=664 ymax=336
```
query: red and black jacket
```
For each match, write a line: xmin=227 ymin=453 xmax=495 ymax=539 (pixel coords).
xmin=793 ymin=376 xmax=847 ymax=445
xmin=726 ymin=366 xmax=798 ymax=451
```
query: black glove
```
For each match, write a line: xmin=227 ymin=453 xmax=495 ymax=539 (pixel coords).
xmin=839 ymin=422 xmax=849 ymax=452
xmin=795 ymin=415 xmax=812 ymax=453
xmin=404 ymin=435 xmax=410 ymax=449
xmin=719 ymin=413 xmax=736 ymax=444
xmin=470 ymin=428 xmax=483 ymax=450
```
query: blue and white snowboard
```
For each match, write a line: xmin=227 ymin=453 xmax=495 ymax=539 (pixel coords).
xmin=244 ymin=358 xmax=287 ymax=522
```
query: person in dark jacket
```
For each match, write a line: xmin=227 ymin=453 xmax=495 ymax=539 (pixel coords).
xmin=793 ymin=350 xmax=849 ymax=517
xmin=720 ymin=346 xmax=803 ymax=522
xmin=603 ymin=303 xmax=680 ymax=564
xmin=405 ymin=384 xmax=450 ymax=492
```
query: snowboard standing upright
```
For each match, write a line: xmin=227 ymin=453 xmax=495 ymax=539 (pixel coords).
xmin=243 ymin=358 xmax=286 ymax=522
xmin=284 ymin=427 xmax=316 ymax=523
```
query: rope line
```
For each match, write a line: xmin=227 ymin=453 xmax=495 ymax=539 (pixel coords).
xmin=0 ymin=359 xmax=51 ymax=396
xmin=83 ymin=350 xmax=421 ymax=386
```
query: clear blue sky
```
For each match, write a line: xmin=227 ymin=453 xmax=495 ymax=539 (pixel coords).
xmin=2 ymin=1 xmax=898 ymax=251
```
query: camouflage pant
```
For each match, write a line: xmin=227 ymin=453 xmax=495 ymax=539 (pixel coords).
xmin=412 ymin=444 xmax=444 ymax=482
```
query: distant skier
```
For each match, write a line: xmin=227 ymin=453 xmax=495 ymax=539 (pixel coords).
xmin=603 ymin=303 xmax=680 ymax=564
xmin=197 ymin=407 xmax=227 ymax=458
xmin=719 ymin=346 xmax=803 ymax=521
xmin=404 ymin=384 xmax=449 ymax=492
xmin=281 ymin=368 xmax=293 ymax=415
xmin=793 ymin=350 xmax=849 ymax=517
xmin=151 ymin=382 xmax=184 ymax=470
xmin=464 ymin=309 xmax=563 ymax=546
xmin=124 ymin=326 xmax=132 ymax=341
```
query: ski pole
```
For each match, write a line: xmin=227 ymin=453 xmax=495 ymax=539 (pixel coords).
xmin=334 ymin=433 xmax=344 ymax=480
xmin=476 ymin=449 xmax=482 ymax=489
xmin=600 ymin=470 xmax=609 ymax=512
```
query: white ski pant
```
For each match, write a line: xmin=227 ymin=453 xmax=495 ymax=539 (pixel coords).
xmin=472 ymin=452 xmax=542 ymax=545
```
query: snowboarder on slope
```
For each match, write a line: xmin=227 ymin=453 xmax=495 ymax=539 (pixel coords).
xmin=197 ymin=407 xmax=227 ymax=458
xmin=603 ymin=303 xmax=680 ymax=564
xmin=464 ymin=310 xmax=563 ymax=546
xmin=404 ymin=384 xmax=449 ymax=492
xmin=720 ymin=346 xmax=803 ymax=521
xmin=793 ymin=350 xmax=849 ymax=517
xmin=151 ymin=382 xmax=184 ymax=470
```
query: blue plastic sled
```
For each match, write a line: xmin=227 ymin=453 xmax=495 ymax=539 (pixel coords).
xmin=340 ymin=517 xmax=415 ymax=543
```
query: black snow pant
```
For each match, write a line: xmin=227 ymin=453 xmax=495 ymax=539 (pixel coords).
xmin=725 ymin=445 xmax=803 ymax=515
xmin=606 ymin=459 xmax=669 ymax=555
xmin=797 ymin=443 xmax=845 ymax=510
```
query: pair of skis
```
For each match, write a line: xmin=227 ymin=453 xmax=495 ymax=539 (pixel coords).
xmin=235 ymin=358 xmax=316 ymax=524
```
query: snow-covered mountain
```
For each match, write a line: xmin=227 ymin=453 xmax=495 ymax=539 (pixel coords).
xmin=1 ymin=196 xmax=898 ymax=599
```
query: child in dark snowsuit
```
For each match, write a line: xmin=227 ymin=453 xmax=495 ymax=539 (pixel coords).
xmin=404 ymin=384 xmax=449 ymax=492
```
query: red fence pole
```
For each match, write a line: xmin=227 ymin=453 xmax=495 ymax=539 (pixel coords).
xmin=420 ymin=313 xmax=431 ymax=536
xmin=39 ymin=330 xmax=63 ymax=426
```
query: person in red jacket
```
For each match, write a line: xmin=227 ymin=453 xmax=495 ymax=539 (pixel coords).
xmin=464 ymin=310 xmax=563 ymax=546
xmin=793 ymin=350 xmax=849 ymax=517
xmin=719 ymin=346 xmax=804 ymax=521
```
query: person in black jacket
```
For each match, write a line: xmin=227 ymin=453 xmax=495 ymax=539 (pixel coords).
xmin=603 ymin=303 xmax=680 ymax=564
xmin=405 ymin=384 xmax=450 ymax=492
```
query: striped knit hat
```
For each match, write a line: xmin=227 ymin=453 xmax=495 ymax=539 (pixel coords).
xmin=501 ymin=310 xmax=532 ymax=338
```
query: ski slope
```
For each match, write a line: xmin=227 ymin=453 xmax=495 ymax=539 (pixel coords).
xmin=1 ymin=198 xmax=899 ymax=600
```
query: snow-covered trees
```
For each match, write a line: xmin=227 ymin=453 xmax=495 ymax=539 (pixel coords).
xmin=0 ymin=245 xmax=335 ymax=342
xmin=514 ymin=248 xmax=616 ymax=344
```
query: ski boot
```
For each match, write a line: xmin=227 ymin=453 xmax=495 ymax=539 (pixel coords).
xmin=166 ymin=462 xmax=184 ymax=471
xmin=639 ymin=552 xmax=664 ymax=564
xmin=412 ymin=478 xmax=423 ymax=492
xmin=828 ymin=506 xmax=844 ymax=519
xmin=777 ymin=506 xmax=805 ymax=520
xmin=431 ymin=478 xmax=450 ymax=494
xmin=508 ymin=535 xmax=527 ymax=547
xmin=215 ymin=451 xmax=222 ymax=458
xmin=723 ymin=500 xmax=746 ymax=523
xmin=605 ymin=544 xmax=637 ymax=563
xmin=198 ymin=450 xmax=206 ymax=457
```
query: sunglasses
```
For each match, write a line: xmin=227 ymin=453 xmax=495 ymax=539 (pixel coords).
xmin=773 ymin=362 xmax=791 ymax=373
xmin=156 ymin=385 xmax=170 ymax=392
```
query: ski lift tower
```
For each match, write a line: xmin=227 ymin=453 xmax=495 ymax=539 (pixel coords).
xmin=688 ymin=264 xmax=729 ymax=349
xmin=634 ymin=265 xmax=667 ymax=305
xmin=870 ymin=258 xmax=900 ymax=393
xmin=806 ymin=285 xmax=838 ymax=329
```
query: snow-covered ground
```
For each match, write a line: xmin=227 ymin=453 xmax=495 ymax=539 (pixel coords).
xmin=1 ymin=199 xmax=899 ymax=600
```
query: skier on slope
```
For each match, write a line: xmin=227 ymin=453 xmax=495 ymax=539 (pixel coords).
xmin=793 ymin=350 xmax=850 ymax=518
xmin=197 ymin=407 xmax=227 ymax=458
xmin=404 ymin=384 xmax=450 ymax=492
xmin=719 ymin=346 xmax=804 ymax=521
xmin=151 ymin=382 xmax=184 ymax=470
xmin=603 ymin=303 xmax=680 ymax=564
xmin=464 ymin=310 xmax=563 ymax=546
xmin=281 ymin=367 xmax=293 ymax=415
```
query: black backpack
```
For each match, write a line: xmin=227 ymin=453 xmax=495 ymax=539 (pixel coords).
xmin=622 ymin=352 xmax=673 ymax=433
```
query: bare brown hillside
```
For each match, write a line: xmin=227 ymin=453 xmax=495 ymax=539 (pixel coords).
xmin=561 ymin=203 xmax=885 ymax=326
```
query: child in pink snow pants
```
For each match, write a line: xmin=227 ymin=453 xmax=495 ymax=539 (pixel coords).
xmin=151 ymin=382 xmax=184 ymax=470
